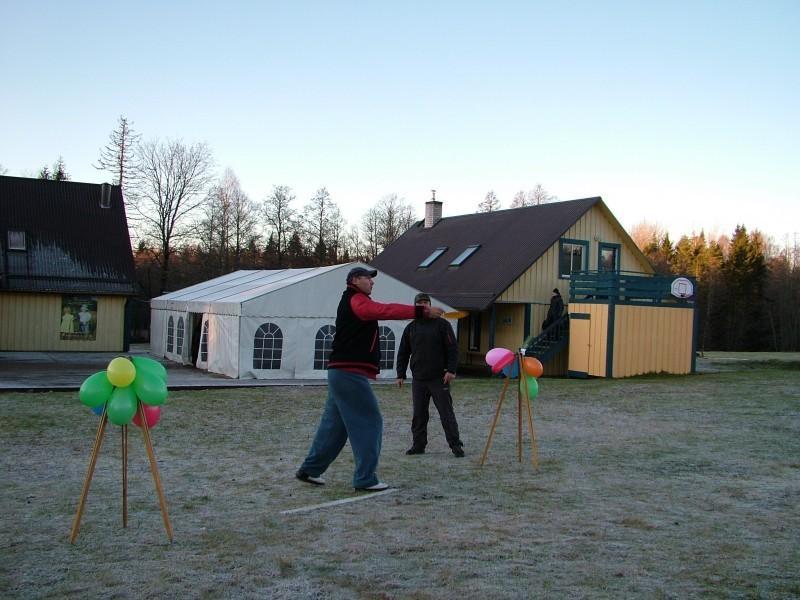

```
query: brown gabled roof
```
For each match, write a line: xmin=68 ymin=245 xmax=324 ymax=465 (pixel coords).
xmin=371 ymin=197 xmax=603 ymax=311
xmin=0 ymin=176 xmax=136 ymax=295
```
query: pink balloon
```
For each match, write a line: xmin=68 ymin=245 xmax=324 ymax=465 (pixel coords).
xmin=485 ymin=347 xmax=515 ymax=374
xmin=132 ymin=404 xmax=161 ymax=429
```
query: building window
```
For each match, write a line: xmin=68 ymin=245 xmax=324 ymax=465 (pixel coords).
xmin=253 ymin=322 xmax=283 ymax=369
xmin=559 ymin=238 xmax=589 ymax=278
xmin=418 ymin=247 xmax=447 ymax=268
xmin=314 ymin=324 xmax=336 ymax=370
xmin=598 ymin=242 xmax=621 ymax=272
xmin=200 ymin=320 xmax=209 ymax=363
xmin=468 ymin=312 xmax=481 ymax=351
xmin=166 ymin=317 xmax=175 ymax=353
xmin=8 ymin=231 xmax=26 ymax=250
xmin=379 ymin=326 xmax=395 ymax=370
xmin=176 ymin=317 xmax=185 ymax=355
xmin=449 ymin=244 xmax=480 ymax=267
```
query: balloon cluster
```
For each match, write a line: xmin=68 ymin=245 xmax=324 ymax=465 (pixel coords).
xmin=79 ymin=356 xmax=168 ymax=428
xmin=485 ymin=347 xmax=543 ymax=400
xmin=519 ymin=354 xmax=543 ymax=401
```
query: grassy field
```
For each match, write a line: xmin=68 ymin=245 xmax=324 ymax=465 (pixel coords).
xmin=1 ymin=360 xmax=799 ymax=598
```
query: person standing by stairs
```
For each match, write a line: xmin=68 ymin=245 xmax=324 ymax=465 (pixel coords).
xmin=542 ymin=288 xmax=564 ymax=335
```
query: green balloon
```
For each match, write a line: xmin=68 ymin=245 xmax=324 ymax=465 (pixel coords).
xmin=526 ymin=376 xmax=539 ymax=400
xmin=134 ymin=370 xmax=168 ymax=406
xmin=131 ymin=356 xmax=167 ymax=382
xmin=107 ymin=386 xmax=138 ymax=425
xmin=520 ymin=375 xmax=539 ymax=400
xmin=79 ymin=371 xmax=114 ymax=408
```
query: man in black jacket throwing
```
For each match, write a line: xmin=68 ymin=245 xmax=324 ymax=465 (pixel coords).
xmin=396 ymin=293 xmax=464 ymax=457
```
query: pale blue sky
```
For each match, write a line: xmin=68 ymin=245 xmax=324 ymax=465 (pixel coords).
xmin=1 ymin=1 xmax=798 ymax=244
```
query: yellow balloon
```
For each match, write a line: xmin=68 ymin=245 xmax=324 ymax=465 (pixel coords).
xmin=107 ymin=357 xmax=136 ymax=388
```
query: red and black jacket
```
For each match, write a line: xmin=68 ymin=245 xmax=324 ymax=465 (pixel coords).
xmin=328 ymin=286 xmax=423 ymax=376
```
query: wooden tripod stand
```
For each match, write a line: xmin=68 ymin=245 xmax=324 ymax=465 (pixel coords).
xmin=479 ymin=352 xmax=538 ymax=468
xmin=70 ymin=402 xmax=173 ymax=543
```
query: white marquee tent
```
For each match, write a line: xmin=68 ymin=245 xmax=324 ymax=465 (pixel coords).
xmin=149 ymin=263 xmax=457 ymax=379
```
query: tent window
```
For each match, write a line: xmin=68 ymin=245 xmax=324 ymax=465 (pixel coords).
xmin=200 ymin=320 xmax=209 ymax=362
xmin=166 ymin=317 xmax=175 ymax=353
xmin=176 ymin=317 xmax=185 ymax=355
xmin=314 ymin=324 xmax=336 ymax=370
xmin=379 ymin=326 xmax=395 ymax=370
xmin=253 ymin=322 xmax=283 ymax=369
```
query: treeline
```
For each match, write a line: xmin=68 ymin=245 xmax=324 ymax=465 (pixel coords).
xmin=633 ymin=224 xmax=800 ymax=351
xmin=133 ymin=182 xmax=415 ymax=297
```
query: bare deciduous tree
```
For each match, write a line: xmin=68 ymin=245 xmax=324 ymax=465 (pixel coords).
xmin=477 ymin=190 xmax=500 ymax=212
xmin=197 ymin=168 xmax=259 ymax=273
xmin=303 ymin=187 xmax=337 ymax=264
xmin=630 ymin=220 xmax=667 ymax=251
xmin=510 ymin=184 xmax=555 ymax=208
xmin=361 ymin=207 xmax=381 ymax=261
xmin=263 ymin=185 xmax=298 ymax=267
xmin=94 ymin=115 xmax=140 ymax=195
xmin=130 ymin=139 xmax=215 ymax=293
xmin=376 ymin=193 xmax=415 ymax=251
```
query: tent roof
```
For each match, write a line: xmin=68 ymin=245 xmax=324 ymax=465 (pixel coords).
xmin=152 ymin=265 xmax=343 ymax=306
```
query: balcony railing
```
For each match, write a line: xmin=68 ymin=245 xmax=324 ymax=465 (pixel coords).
xmin=568 ymin=270 xmax=696 ymax=305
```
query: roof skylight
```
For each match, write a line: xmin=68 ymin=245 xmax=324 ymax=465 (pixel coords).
xmin=418 ymin=246 xmax=447 ymax=268
xmin=449 ymin=244 xmax=480 ymax=267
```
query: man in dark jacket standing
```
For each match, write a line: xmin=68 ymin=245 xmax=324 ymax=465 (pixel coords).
xmin=396 ymin=293 xmax=464 ymax=457
xmin=296 ymin=267 xmax=444 ymax=491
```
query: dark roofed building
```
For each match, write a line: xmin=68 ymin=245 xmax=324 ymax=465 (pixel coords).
xmin=0 ymin=176 xmax=137 ymax=351
xmin=371 ymin=195 xmax=693 ymax=377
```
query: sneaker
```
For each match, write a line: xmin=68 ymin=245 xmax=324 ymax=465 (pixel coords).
xmin=355 ymin=482 xmax=390 ymax=492
xmin=295 ymin=469 xmax=325 ymax=486
xmin=405 ymin=446 xmax=425 ymax=455
xmin=452 ymin=446 xmax=465 ymax=458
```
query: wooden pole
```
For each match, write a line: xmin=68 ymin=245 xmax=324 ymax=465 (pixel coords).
xmin=70 ymin=409 xmax=108 ymax=544
xmin=479 ymin=377 xmax=510 ymax=466
xmin=137 ymin=402 xmax=173 ymax=542
xmin=517 ymin=358 xmax=523 ymax=463
xmin=520 ymin=360 xmax=539 ymax=469
xmin=122 ymin=424 xmax=128 ymax=528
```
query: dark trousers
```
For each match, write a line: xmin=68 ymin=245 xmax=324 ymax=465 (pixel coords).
xmin=411 ymin=379 xmax=462 ymax=449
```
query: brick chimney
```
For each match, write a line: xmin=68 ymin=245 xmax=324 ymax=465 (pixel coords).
xmin=424 ymin=190 xmax=442 ymax=228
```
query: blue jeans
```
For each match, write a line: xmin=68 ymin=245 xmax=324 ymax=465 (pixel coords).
xmin=299 ymin=369 xmax=382 ymax=488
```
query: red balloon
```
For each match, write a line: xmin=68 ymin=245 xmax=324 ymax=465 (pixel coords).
xmin=132 ymin=404 xmax=161 ymax=429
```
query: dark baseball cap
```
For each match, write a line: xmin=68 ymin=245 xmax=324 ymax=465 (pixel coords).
xmin=414 ymin=292 xmax=431 ymax=304
xmin=347 ymin=266 xmax=378 ymax=282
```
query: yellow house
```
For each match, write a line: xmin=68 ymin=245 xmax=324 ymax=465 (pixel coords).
xmin=0 ymin=176 xmax=137 ymax=352
xmin=372 ymin=195 xmax=697 ymax=377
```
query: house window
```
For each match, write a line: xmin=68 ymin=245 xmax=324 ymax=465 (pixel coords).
xmin=449 ymin=245 xmax=480 ymax=267
xmin=176 ymin=317 xmax=185 ymax=355
xmin=419 ymin=247 xmax=447 ymax=268
xmin=559 ymin=238 xmax=588 ymax=278
xmin=253 ymin=322 xmax=283 ymax=369
xmin=314 ymin=324 xmax=336 ymax=370
xmin=166 ymin=317 xmax=175 ymax=353
xmin=8 ymin=231 xmax=26 ymax=250
xmin=598 ymin=242 xmax=621 ymax=272
xmin=468 ymin=312 xmax=481 ymax=351
xmin=379 ymin=326 xmax=395 ymax=370
xmin=200 ymin=320 xmax=209 ymax=362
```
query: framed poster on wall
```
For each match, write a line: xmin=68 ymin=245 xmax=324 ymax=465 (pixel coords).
xmin=60 ymin=296 xmax=98 ymax=341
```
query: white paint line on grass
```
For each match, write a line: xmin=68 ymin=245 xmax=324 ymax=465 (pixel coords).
xmin=281 ymin=488 xmax=399 ymax=515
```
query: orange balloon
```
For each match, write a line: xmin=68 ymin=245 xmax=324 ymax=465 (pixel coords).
xmin=522 ymin=356 xmax=543 ymax=378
